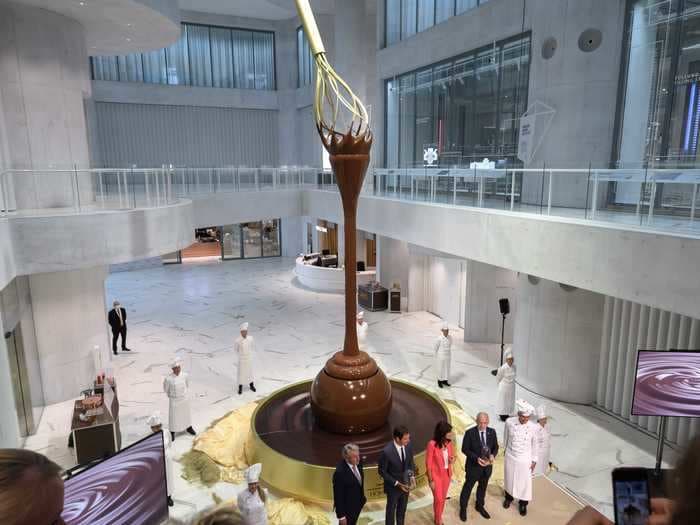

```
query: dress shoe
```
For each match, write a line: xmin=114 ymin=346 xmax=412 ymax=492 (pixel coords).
xmin=238 ymin=385 xmax=243 ymax=395
xmin=476 ymin=507 xmax=490 ymax=519
xmin=171 ymin=432 xmax=176 ymax=441
xmin=249 ymin=382 xmax=256 ymax=392
xmin=443 ymin=381 xmax=451 ymax=387
xmin=437 ymin=380 xmax=444 ymax=388
xmin=122 ymin=347 xmax=131 ymax=352
xmin=167 ymin=496 xmax=174 ymax=507
xmin=503 ymin=499 xmax=511 ymax=509
xmin=518 ymin=503 xmax=527 ymax=516
xmin=186 ymin=426 xmax=196 ymax=436
xmin=113 ymin=351 xmax=118 ymax=355
xmin=459 ymin=507 xmax=467 ymax=521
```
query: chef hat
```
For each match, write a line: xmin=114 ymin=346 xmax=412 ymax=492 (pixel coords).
xmin=245 ymin=463 xmax=262 ymax=484
xmin=357 ymin=311 xmax=364 ymax=319
xmin=170 ymin=358 xmax=182 ymax=368
xmin=147 ymin=412 xmax=162 ymax=427
xmin=504 ymin=348 xmax=514 ymax=360
xmin=536 ymin=405 xmax=547 ymax=420
xmin=441 ymin=321 xmax=449 ymax=330
xmin=516 ymin=399 xmax=534 ymax=416
xmin=240 ymin=322 xmax=249 ymax=331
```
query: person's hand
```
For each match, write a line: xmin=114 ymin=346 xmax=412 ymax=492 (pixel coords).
xmin=339 ymin=518 xmax=347 ymax=525
xmin=428 ymin=480 xmax=435 ymax=491
xmin=647 ymin=497 xmax=674 ymax=525
xmin=531 ymin=461 xmax=537 ymax=472
xmin=489 ymin=455 xmax=495 ymax=464
xmin=565 ymin=505 xmax=613 ymax=525
xmin=398 ymin=482 xmax=410 ymax=493
xmin=449 ymin=455 xmax=456 ymax=464
xmin=477 ymin=458 xmax=488 ymax=467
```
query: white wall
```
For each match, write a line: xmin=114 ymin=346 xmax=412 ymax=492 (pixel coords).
xmin=464 ymin=260 xmax=518 ymax=344
xmin=281 ymin=216 xmax=304 ymax=257
xmin=376 ymin=235 xmax=409 ymax=309
xmin=29 ymin=266 xmax=110 ymax=404
xmin=513 ymin=274 xmax=604 ymax=404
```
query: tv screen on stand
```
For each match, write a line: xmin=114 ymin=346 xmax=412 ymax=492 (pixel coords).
xmin=631 ymin=350 xmax=700 ymax=418
xmin=62 ymin=431 xmax=169 ymax=525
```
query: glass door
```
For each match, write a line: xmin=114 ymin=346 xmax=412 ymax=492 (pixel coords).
xmin=262 ymin=219 xmax=281 ymax=257
xmin=242 ymin=222 xmax=263 ymax=258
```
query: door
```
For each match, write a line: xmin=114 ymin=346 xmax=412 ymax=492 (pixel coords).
xmin=5 ymin=326 xmax=35 ymax=437
xmin=366 ymin=238 xmax=377 ymax=267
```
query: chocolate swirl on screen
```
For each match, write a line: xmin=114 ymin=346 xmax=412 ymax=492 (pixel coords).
xmin=632 ymin=352 xmax=700 ymax=417
xmin=62 ymin=432 xmax=168 ymax=525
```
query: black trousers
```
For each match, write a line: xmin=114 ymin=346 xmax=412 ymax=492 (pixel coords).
xmin=112 ymin=326 xmax=127 ymax=352
xmin=460 ymin=463 xmax=492 ymax=510
xmin=385 ymin=486 xmax=408 ymax=525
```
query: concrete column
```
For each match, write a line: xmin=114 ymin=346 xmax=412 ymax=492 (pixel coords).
xmin=28 ymin=266 xmax=110 ymax=404
xmin=0 ymin=2 xmax=92 ymax=209
xmin=0 ymin=319 xmax=21 ymax=447
xmin=463 ymin=260 xmax=518 ymax=344
xmin=513 ymin=274 xmax=605 ymax=404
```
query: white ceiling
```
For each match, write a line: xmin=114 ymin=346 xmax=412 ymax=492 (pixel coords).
xmin=178 ymin=0 xmax=336 ymax=20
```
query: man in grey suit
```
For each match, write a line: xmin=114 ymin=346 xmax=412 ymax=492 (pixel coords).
xmin=378 ymin=425 xmax=416 ymax=525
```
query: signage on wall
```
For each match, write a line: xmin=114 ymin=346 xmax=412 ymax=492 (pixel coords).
xmin=517 ymin=101 xmax=556 ymax=164
xmin=469 ymin=158 xmax=496 ymax=170
xmin=423 ymin=146 xmax=439 ymax=166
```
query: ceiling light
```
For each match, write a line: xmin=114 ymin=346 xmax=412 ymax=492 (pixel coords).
xmin=126 ymin=37 xmax=131 ymax=42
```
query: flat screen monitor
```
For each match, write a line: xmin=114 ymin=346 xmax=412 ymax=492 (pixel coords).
xmin=62 ymin=431 xmax=168 ymax=525
xmin=631 ymin=350 xmax=700 ymax=417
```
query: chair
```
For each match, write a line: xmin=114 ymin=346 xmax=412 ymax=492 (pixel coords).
xmin=357 ymin=261 xmax=366 ymax=272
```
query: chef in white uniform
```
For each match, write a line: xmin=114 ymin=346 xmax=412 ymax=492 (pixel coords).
xmin=496 ymin=349 xmax=517 ymax=421
xmin=433 ymin=321 xmax=452 ymax=388
xmin=163 ymin=359 xmax=196 ymax=440
xmin=235 ymin=322 xmax=256 ymax=395
xmin=147 ymin=412 xmax=175 ymax=507
xmin=237 ymin=463 xmax=268 ymax=525
xmin=533 ymin=405 xmax=552 ymax=475
xmin=503 ymin=399 xmax=539 ymax=517
xmin=356 ymin=311 xmax=369 ymax=350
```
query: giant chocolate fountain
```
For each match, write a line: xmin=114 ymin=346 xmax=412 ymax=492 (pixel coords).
xmin=248 ymin=0 xmax=449 ymax=503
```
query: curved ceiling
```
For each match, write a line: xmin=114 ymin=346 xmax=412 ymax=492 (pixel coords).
xmin=178 ymin=0 xmax=335 ymax=20
xmin=11 ymin=0 xmax=181 ymax=56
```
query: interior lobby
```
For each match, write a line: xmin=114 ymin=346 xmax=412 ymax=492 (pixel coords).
xmin=1 ymin=1 xmax=699 ymax=524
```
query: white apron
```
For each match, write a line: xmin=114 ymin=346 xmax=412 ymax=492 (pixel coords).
xmin=163 ymin=372 xmax=192 ymax=432
xmin=235 ymin=335 xmax=255 ymax=385
xmin=496 ymin=363 xmax=516 ymax=415
xmin=503 ymin=417 xmax=538 ymax=501
xmin=533 ymin=424 xmax=551 ymax=475
xmin=238 ymin=488 xmax=268 ymax=525
xmin=434 ymin=334 xmax=452 ymax=380
xmin=357 ymin=322 xmax=368 ymax=350
xmin=161 ymin=429 xmax=174 ymax=494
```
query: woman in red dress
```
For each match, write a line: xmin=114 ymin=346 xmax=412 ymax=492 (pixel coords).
xmin=426 ymin=420 xmax=455 ymax=525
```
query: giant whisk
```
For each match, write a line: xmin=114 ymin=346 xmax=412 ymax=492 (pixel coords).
xmin=294 ymin=0 xmax=372 ymax=151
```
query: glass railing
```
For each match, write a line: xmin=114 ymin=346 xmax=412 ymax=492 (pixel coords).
xmin=2 ymin=165 xmax=699 ymax=237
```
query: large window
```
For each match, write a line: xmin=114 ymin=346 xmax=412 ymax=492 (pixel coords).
xmin=385 ymin=33 xmax=530 ymax=167
xmin=91 ymin=23 xmax=276 ymax=90
xmin=385 ymin=0 xmax=490 ymax=46
xmin=297 ymin=27 xmax=314 ymax=87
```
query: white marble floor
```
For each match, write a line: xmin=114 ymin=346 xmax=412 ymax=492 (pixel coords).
xmin=24 ymin=257 xmax=675 ymax=522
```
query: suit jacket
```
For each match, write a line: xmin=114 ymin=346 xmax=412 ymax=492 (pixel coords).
xmin=377 ymin=441 xmax=416 ymax=493
xmin=332 ymin=461 xmax=367 ymax=520
xmin=425 ymin=439 xmax=454 ymax=480
xmin=108 ymin=307 xmax=127 ymax=331
xmin=462 ymin=426 xmax=499 ymax=469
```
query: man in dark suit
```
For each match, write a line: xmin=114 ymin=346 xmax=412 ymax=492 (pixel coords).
xmin=459 ymin=412 xmax=499 ymax=521
xmin=378 ymin=425 xmax=416 ymax=525
xmin=108 ymin=300 xmax=130 ymax=355
xmin=332 ymin=443 xmax=367 ymax=525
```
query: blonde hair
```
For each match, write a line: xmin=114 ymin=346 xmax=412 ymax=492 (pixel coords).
xmin=0 ymin=449 xmax=63 ymax=524
xmin=190 ymin=506 xmax=240 ymax=525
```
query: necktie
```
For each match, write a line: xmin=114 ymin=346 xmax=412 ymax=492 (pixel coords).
xmin=480 ymin=431 xmax=486 ymax=448
xmin=352 ymin=465 xmax=361 ymax=484
xmin=400 ymin=447 xmax=405 ymax=466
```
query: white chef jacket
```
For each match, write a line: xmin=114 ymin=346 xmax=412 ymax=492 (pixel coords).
xmin=495 ymin=363 xmax=516 ymax=415
xmin=356 ymin=321 xmax=368 ymax=350
xmin=163 ymin=372 xmax=192 ymax=432
xmin=433 ymin=334 xmax=452 ymax=381
xmin=235 ymin=335 xmax=255 ymax=385
xmin=503 ymin=417 xmax=539 ymax=501
xmin=533 ymin=423 xmax=551 ymax=475
xmin=237 ymin=487 xmax=268 ymax=525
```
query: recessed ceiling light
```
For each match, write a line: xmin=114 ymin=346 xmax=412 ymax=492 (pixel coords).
xmin=126 ymin=37 xmax=131 ymax=42
xmin=79 ymin=1 xmax=85 ymax=5
xmin=127 ymin=23 xmax=132 ymax=27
